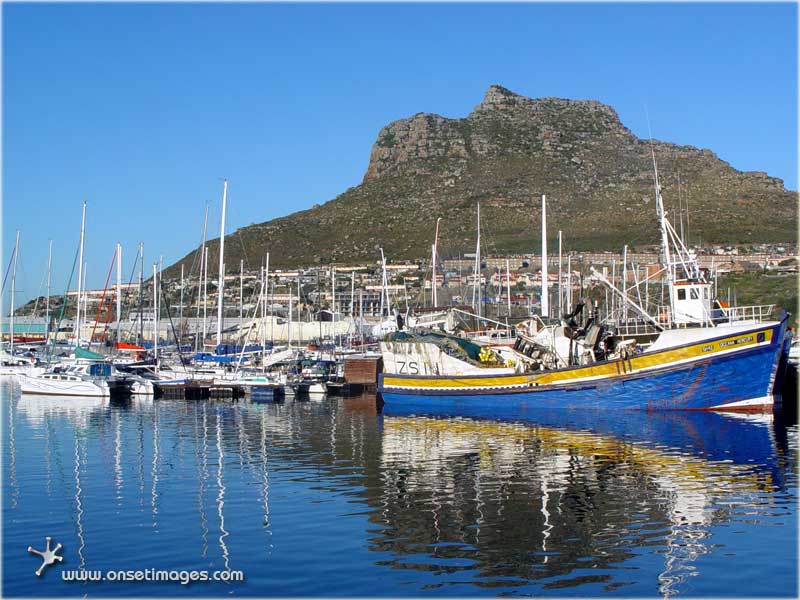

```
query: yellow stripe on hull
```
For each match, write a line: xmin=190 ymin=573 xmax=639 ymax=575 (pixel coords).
xmin=383 ymin=327 xmax=774 ymax=390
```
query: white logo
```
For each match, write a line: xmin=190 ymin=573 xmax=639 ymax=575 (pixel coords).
xmin=28 ymin=537 xmax=63 ymax=576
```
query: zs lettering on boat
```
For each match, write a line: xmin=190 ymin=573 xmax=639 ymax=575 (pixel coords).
xmin=396 ymin=361 xmax=420 ymax=374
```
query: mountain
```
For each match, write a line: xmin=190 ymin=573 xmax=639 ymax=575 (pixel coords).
xmin=166 ymin=85 xmax=796 ymax=277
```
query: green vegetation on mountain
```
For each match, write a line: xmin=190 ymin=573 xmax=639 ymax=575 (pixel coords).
xmin=718 ymin=271 xmax=798 ymax=328
xmin=166 ymin=85 xmax=796 ymax=277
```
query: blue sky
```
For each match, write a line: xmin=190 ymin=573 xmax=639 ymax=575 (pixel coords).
xmin=3 ymin=2 xmax=797 ymax=306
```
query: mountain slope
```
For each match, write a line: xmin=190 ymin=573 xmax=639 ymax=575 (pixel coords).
xmin=167 ymin=85 xmax=796 ymax=276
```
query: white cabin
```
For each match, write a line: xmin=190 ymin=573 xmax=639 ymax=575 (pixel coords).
xmin=670 ymin=281 xmax=713 ymax=325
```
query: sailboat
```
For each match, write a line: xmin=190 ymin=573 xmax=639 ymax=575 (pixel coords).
xmin=378 ymin=181 xmax=790 ymax=412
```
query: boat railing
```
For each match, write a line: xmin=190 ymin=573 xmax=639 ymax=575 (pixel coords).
xmin=463 ymin=328 xmax=517 ymax=342
xmin=651 ymin=303 xmax=776 ymax=328
xmin=718 ymin=304 xmax=776 ymax=324
xmin=613 ymin=319 xmax=662 ymax=337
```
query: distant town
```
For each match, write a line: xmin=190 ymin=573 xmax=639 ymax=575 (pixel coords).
xmin=7 ymin=241 xmax=796 ymax=344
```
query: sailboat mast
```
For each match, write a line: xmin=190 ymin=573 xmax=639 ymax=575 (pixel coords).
xmin=153 ymin=263 xmax=158 ymax=361
xmin=202 ymin=247 xmax=209 ymax=344
xmin=116 ymin=242 xmax=122 ymax=335
xmin=216 ymin=179 xmax=228 ymax=345
xmin=179 ymin=263 xmax=184 ymax=341
xmin=557 ymin=230 xmax=562 ymax=317
xmin=622 ymin=244 xmax=628 ymax=320
xmin=161 ymin=256 xmax=169 ymax=344
xmin=81 ymin=261 xmax=88 ymax=346
xmin=677 ymin=169 xmax=685 ymax=244
xmin=505 ymin=258 xmax=512 ymax=317
xmin=432 ymin=217 xmax=441 ymax=308
xmin=350 ymin=271 xmax=355 ymax=317
xmin=541 ymin=195 xmax=549 ymax=318
xmin=45 ymin=239 xmax=52 ymax=345
xmin=287 ymin=286 xmax=293 ymax=350
xmin=566 ymin=255 xmax=572 ymax=313
xmin=379 ymin=248 xmax=387 ymax=317
xmin=196 ymin=201 xmax=209 ymax=351
xmin=331 ymin=266 xmax=336 ymax=343
xmin=75 ymin=202 xmax=87 ymax=346
xmin=138 ymin=241 xmax=144 ymax=344
xmin=297 ymin=275 xmax=303 ymax=342
xmin=9 ymin=230 xmax=20 ymax=353
xmin=473 ymin=203 xmax=481 ymax=318
xmin=239 ymin=259 xmax=244 ymax=338
xmin=262 ymin=252 xmax=269 ymax=368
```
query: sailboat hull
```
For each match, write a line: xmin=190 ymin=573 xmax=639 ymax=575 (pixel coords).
xmin=379 ymin=318 xmax=789 ymax=412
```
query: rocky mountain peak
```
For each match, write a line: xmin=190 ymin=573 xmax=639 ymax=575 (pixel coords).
xmin=165 ymin=86 xmax=795 ymax=275
xmin=477 ymin=84 xmax=526 ymax=110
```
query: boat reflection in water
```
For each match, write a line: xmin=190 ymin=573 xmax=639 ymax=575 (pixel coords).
xmin=376 ymin=405 xmax=796 ymax=595
xmin=3 ymin=386 xmax=796 ymax=597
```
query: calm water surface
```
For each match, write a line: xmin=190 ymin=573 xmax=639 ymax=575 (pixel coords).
xmin=2 ymin=382 xmax=797 ymax=597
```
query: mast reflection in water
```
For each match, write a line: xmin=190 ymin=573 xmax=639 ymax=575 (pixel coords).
xmin=2 ymin=382 xmax=797 ymax=597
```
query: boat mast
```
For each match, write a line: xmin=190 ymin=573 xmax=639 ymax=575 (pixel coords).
xmin=179 ymin=263 xmax=184 ymax=341
xmin=196 ymin=201 xmax=209 ymax=351
xmin=472 ymin=203 xmax=481 ymax=318
xmin=75 ymin=202 xmax=86 ymax=347
xmin=677 ymin=168 xmax=685 ymax=244
xmin=350 ymin=271 xmax=355 ymax=319
xmin=158 ymin=256 xmax=163 ymax=346
xmin=239 ymin=259 xmax=244 ymax=338
xmin=287 ymin=286 xmax=293 ymax=350
xmin=81 ymin=261 xmax=88 ymax=345
xmin=116 ymin=242 xmax=122 ymax=338
xmin=202 ymin=247 xmax=209 ymax=345
xmin=9 ymin=230 xmax=19 ymax=354
xmin=153 ymin=263 xmax=158 ymax=361
xmin=622 ymin=244 xmax=628 ymax=321
xmin=262 ymin=252 xmax=269 ymax=368
xmin=216 ymin=179 xmax=228 ymax=345
xmin=138 ymin=241 xmax=144 ymax=344
xmin=358 ymin=289 xmax=364 ymax=344
xmin=557 ymin=230 xmax=562 ymax=317
xmin=45 ymin=239 xmax=52 ymax=345
xmin=432 ymin=217 xmax=441 ymax=308
xmin=379 ymin=248 xmax=388 ymax=317
xmin=505 ymin=258 xmax=512 ymax=317
xmin=566 ymin=255 xmax=572 ymax=313
xmin=541 ymin=195 xmax=549 ymax=319
xmin=651 ymin=148 xmax=674 ymax=318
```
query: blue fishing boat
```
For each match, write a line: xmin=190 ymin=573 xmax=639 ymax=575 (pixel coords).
xmin=379 ymin=171 xmax=791 ymax=412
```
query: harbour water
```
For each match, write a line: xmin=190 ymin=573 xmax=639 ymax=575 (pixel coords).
xmin=2 ymin=383 xmax=797 ymax=597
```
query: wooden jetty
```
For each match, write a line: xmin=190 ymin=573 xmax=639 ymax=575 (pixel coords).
xmin=156 ymin=381 xmax=246 ymax=400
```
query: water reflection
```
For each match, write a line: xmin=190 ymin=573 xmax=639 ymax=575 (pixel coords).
xmin=2 ymin=388 xmax=796 ymax=597
xmin=73 ymin=429 xmax=85 ymax=569
xmin=375 ymin=413 xmax=787 ymax=592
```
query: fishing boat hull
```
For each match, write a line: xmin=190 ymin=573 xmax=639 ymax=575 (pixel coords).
xmin=379 ymin=317 xmax=789 ymax=412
